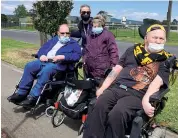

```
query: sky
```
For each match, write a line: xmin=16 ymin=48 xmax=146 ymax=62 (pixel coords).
xmin=1 ymin=0 xmax=178 ymax=21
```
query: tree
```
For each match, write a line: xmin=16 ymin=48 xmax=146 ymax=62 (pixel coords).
xmin=143 ymin=18 xmax=161 ymax=24
xmin=97 ymin=11 xmax=108 ymax=20
xmin=30 ymin=1 xmax=73 ymax=45
xmin=1 ymin=14 xmax=8 ymax=23
xmin=13 ymin=4 xmax=28 ymax=18
xmin=172 ymin=19 xmax=178 ymax=25
xmin=162 ymin=20 xmax=168 ymax=25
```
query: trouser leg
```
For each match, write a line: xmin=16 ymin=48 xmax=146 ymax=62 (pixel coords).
xmin=105 ymin=95 xmax=142 ymax=138
xmin=18 ymin=60 xmax=42 ymax=95
xmin=29 ymin=63 xmax=60 ymax=98
xmin=83 ymin=87 xmax=120 ymax=138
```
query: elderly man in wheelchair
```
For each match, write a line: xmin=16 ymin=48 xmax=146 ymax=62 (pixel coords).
xmin=82 ymin=24 xmax=178 ymax=138
xmin=7 ymin=24 xmax=82 ymax=108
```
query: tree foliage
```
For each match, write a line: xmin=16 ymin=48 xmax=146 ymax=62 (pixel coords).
xmin=143 ymin=18 xmax=161 ymax=25
xmin=30 ymin=1 xmax=73 ymax=37
xmin=13 ymin=4 xmax=28 ymax=18
xmin=1 ymin=14 xmax=8 ymax=23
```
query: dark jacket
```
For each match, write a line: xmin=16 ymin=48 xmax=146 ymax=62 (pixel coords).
xmin=83 ymin=29 xmax=119 ymax=78
xmin=37 ymin=36 xmax=82 ymax=70
xmin=70 ymin=18 xmax=93 ymax=47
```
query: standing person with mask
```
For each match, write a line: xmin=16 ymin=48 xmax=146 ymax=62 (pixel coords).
xmin=8 ymin=24 xmax=82 ymax=107
xmin=70 ymin=4 xmax=92 ymax=48
xmin=83 ymin=15 xmax=119 ymax=80
xmin=82 ymin=24 xmax=173 ymax=138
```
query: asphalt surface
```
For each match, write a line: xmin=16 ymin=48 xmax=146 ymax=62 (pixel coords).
xmin=1 ymin=29 xmax=178 ymax=138
xmin=1 ymin=29 xmax=178 ymax=56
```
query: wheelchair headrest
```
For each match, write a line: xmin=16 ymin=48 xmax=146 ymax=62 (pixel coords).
xmin=138 ymin=24 xmax=166 ymax=39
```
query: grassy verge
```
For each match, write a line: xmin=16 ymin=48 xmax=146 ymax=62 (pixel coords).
xmin=2 ymin=26 xmax=35 ymax=31
xmin=156 ymin=77 xmax=178 ymax=133
xmin=1 ymin=38 xmax=178 ymax=132
xmin=1 ymin=38 xmax=39 ymax=68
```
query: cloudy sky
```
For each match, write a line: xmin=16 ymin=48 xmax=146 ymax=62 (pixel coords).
xmin=1 ymin=0 xmax=178 ymax=21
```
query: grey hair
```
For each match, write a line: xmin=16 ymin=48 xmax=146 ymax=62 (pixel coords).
xmin=92 ymin=15 xmax=106 ymax=27
xmin=80 ymin=4 xmax=91 ymax=12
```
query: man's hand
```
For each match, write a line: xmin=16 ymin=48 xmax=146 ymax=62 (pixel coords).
xmin=53 ymin=55 xmax=65 ymax=62
xmin=96 ymin=88 xmax=104 ymax=98
xmin=40 ymin=55 xmax=48 ymax=62
xmin=142 ymin=97 xmax=155 ymax=117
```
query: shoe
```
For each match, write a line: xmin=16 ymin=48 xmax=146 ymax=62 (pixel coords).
xmin=19 ymin=95 xmax=37 ymax=107
xmin=7 ymin=93 xmax=26 ymax=104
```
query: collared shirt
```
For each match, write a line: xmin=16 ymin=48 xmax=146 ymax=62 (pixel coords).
xmin=47 ymin=41 xmax=64 ymax=59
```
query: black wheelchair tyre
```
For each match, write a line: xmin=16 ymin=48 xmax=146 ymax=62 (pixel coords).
xmin=51 ymin=109 xmax=65 ymax=127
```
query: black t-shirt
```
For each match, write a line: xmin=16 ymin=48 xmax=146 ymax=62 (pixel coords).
xmin=115 ymin=46 xmax=170 ymax=93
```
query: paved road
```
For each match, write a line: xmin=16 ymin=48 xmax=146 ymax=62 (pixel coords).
xmin=1 ymin=29 xmax=178 ymax=138
xmin=2 ymin=29 xmax=178 ymax=56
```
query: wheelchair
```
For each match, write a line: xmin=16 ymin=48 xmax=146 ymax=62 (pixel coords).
xmin=77 ymin=56 xmax=178 ymax=138
xmin=50 ymin=62 xmax=103 ymax=134
xmin=7 ymin=54 xmax=79 ymax=116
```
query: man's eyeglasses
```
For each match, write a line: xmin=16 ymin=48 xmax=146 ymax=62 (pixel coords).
xmin=60 ymin=32 xmax=70 ymax=35
xmin=81 ymin=11 xmax=91 ymax=15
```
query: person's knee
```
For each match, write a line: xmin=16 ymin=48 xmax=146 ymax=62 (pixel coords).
xmin=25 ymin=60 xmax=39 ymax=71
xmin=108 ymin=107 xmax=126 ymax=124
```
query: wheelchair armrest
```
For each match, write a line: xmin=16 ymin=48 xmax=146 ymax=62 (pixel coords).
xmin=57 ymin=60 xmax=79 ymax=64
xmin=149 ymin=88 xmax=170 ymax=103
xmin=31 ymin=54 xmax=38 ymax=58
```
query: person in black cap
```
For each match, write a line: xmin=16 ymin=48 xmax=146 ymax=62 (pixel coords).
xmin=70 ymin=4 xmax=92 ymax=48
xmin=82 ymin=24 xmax=174 ymax=138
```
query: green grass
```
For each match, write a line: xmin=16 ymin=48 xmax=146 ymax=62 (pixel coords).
xmin=156 ymin=77 xmax=178 ymax=133
xmin=2 ymin=26 xmax=35 ymax=31
xmin=1 ymin=38 xmax=178 ymax=133
xmin=110 ymin=29 xmax=178 ymax=46
xmin=1 ymin=38 xmax=39 ymax=68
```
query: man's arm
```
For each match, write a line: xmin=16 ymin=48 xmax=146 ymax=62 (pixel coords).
xmin=142 ymin=75 xmax=163 ymax=117
xmin=96 ymin=65 xmax=123 ymax=97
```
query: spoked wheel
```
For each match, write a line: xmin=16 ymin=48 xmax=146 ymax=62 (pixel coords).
xmin=78 ymin=123 xmax=84 ymax=136
xmin=51 ymin=109 xmax=65 ymax=127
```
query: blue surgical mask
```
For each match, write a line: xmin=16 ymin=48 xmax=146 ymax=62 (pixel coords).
xmin=59 ymin=36 xmax=70 ymax=44
xmin=92 ymin=27 xmax=103 ymax=34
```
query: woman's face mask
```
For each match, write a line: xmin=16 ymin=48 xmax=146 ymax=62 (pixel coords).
xmin=92 ymin=27 xmax=103 ymax=34
xmin=148 ymin=43 xmax=164 ymax=53
xmin=59 ymin=36 xmax=70 ymax=44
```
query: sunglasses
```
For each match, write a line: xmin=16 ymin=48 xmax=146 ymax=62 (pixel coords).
xmin=60 ymin=32 xmax=70 ymax=35
xmin=81 ymin=11 xmax=91 ymax=15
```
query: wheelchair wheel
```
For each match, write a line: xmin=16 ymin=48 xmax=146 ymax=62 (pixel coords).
xmin=78 ymin=123 xmax=84 ymax=136
xmin=51 ymin=109 xmax=65 ymax=127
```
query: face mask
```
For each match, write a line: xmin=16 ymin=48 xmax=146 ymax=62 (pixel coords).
xmin=92 ymin=27 xmax=103 ymax=34
xmin=59 ymin=36 xmax=70 ymax=44
xmin=81 ymin=14 xmax=90 ymax=21
xmin=148 ymin=43 xmax=164 ymax=53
